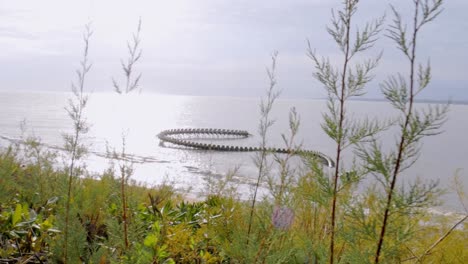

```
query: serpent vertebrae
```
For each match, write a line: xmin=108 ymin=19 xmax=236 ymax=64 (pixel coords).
xmin=157 ymin=128 xmax=335 ymax=167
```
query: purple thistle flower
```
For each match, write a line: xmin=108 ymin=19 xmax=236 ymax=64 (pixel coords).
xmin=272 ymin=206 xmax=294 ymax=230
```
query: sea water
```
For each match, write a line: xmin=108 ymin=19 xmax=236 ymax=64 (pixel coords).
xmin=0 ymin=91 xmax=466 ymax=212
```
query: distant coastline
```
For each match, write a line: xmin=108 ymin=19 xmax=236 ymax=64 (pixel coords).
xmin=348 ymin=97 xmax=468 ymax=105
xmin=0 ymin=90 xmax=467 ymax=105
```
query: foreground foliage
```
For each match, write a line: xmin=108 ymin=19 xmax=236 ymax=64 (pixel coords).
xmin=0 ymin=142 xmax=466 ymax=263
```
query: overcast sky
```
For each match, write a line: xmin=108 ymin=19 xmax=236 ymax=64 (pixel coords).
xmin=1 ymin=0 xmax=467 ymax=100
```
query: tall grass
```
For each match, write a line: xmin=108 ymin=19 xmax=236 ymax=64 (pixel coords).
xmin=109 ymin=18 xmax=144 ymax=254
xmin=373 ymin=0 xmax=448 ymax=262
xmin=268 ymin=107 xmax=301 ymax=206
xmin=247 ymin=51 xmax=280 ymax=242
xmin=308 ymin=0 xmax=384 ymax=262
xmin=62 ymin=23 xmax=93 ymax=263
xmin=113 ymin=18 xmax=143 ymax=94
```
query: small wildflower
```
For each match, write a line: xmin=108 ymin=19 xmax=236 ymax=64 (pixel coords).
xmin=272 ymin=206 xmax=294 ymax=230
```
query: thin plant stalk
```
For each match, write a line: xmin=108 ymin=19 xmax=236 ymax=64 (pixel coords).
xmin=415 ymin=175 xmax=468 ymax=261
xmin=113 ymin=18 xmax=143 ymax=94
xmin=118 ymin=136 xmax=132 ymax=250
xmin=247 ymin=51 xmax=280 ymax=242
xmin=63 ymin=24 xmax=93 ymax=263
xmin=106 ymin=135 xmax=135 ymax=253
xmin=328 ymin=1 xmax=352 ymax=262
xmin=375 ymin=1 xmax=445 ymax=262
xmin=270 ymin=107 xmax=300 ymax=205
xmin=109 ymin=18 xmax=142 ymax=252
xmin=308 ymin=1 xmax=384 ymax=262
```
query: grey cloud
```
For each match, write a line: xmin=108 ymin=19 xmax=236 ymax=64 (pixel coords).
xmin=0 ymin=0 xmax=466 ymax=101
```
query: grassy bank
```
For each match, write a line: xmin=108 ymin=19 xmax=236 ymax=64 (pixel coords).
xmin=0 ymin=140 xmax=466 ymax=263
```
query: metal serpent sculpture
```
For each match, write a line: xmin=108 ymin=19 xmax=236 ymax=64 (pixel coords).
xmin=157 ymin=128 xmax=335 ymax=168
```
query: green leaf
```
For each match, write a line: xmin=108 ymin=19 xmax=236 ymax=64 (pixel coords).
xmin=163 ymin=259 xmax=175 ymax=264
xmin=41 ymin=218 xmax=53 ymax=230
xmin=14 ymin=230 xmax=28 ymax=235
xmin=189 ymin=237 xmax=195 ymax=250
xmin=12 ymin=204 xmax=22 ymax=226
xmin=143 ymin=233 xmax=158 ymax=248
xmin=16 ymin=220 xmax=35 ymax=227
xmin=46 ymin=196 xmax=59 ymax=205
xmin=157 ymin=244 xmax=169 ymax=259
xmin=46 ymin=228 xmax=61 ymax=233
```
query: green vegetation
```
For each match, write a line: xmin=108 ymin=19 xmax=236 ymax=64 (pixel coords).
xmin=0 ymin=0 xmax=467 ymax=263
xmin=0 ymin=134 xmax=466 ymax=263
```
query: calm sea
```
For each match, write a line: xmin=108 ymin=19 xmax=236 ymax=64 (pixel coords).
xmin=0 ymin=91 xmax=466 ymax=212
